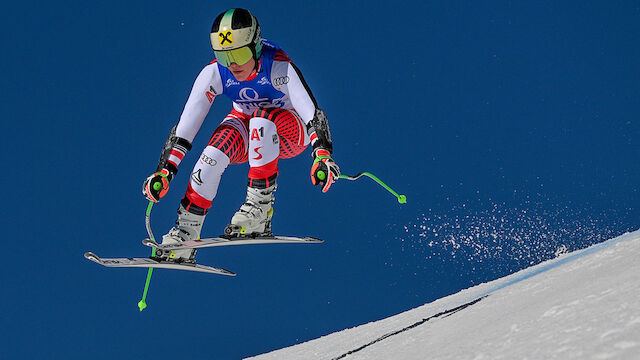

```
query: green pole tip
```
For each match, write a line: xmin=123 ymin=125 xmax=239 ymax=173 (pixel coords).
xmin=398 ymin=195 xmax=407 ymax=204
xmin=138 ymin=300 xmax=147 ymax=312
xmin=153 ymin=182 xmax=162 ymax=191
xmin=317 ymin=170 xmax=326 ymax=181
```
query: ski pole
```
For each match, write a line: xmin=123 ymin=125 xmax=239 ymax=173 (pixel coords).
xmin=138 ymin=181 xmax=163 ymax=311
xmin=338 ymin=171 xmax=407 ymax=204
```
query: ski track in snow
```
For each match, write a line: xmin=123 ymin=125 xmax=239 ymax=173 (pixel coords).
xmin=248 ymin=229 xmax=640 ymax=360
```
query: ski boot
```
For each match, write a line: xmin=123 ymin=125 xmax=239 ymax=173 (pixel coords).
xmin=155 ymin=205 xmax=205 ymax=263
xmin=224 ymin=183 xmax=276 ymax=237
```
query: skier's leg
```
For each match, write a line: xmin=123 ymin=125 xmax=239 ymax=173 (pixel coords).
xmin=226 ymin=115 xmax=278 ymax=235
xmin=245 ymin=108 xmax=309 ymax=181
xmin=226 ymin=108 xmax=309 ymax=236
xmin=270 ymin=108 xmax=310 ymax=159
xmin=162 ymin=113 xmax=249 ymax=260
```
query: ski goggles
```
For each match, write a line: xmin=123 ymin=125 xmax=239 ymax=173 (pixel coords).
xmin=214 ymin=46 xmax=254 ymax=67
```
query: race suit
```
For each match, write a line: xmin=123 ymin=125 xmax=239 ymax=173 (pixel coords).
xmin=160 ymin=40 xmax=322 ymax=215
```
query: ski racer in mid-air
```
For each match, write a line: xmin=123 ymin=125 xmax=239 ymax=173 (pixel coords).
xmin=142 ymin=8 xmax=339 ymax=262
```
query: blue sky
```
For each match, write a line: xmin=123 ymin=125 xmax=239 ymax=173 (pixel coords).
xmin=2 ymin=1 xmax=639 ymax=359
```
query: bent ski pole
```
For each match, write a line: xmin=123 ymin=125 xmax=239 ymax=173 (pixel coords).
xmin=339 ymin=172 xmax=407 ymax=204
xmin=138 ymin=182 xmax=162 ymax=311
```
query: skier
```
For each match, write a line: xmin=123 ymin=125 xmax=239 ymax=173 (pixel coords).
xmin=141 ymin=8 xmax=340 ymax=263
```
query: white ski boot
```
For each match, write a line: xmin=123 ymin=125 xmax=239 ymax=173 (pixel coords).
xmin=225 ymin=183 xmax=276 ymax=237
xmin=158 ymin=205 xmax=205 ymax=263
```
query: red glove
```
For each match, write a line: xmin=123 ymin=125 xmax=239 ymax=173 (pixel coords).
xmin=142 ymin=169 xmax=172 ymax=203
xmin=310 ymin=148 xmax=340 ymax=193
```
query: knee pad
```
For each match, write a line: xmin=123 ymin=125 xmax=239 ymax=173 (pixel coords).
xmin=188 ymin=146 xmax=231 ymax=202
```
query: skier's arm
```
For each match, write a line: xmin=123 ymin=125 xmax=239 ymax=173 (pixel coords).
xmin=276 ymin=61 xmax=332 ymax=152
xmin=277 ymin=60 xmax=340 ymax=192
xmin=175 ymin=63 xmax=222 ymax=145
xmin=163 ymin=62 xmax=222 ymax=170
xmin=143 ymin=63 xmax=223 ymax=202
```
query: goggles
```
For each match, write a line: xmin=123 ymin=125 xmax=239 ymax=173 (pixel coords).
xmin=214 ymin=46 xmax=254 ymax=67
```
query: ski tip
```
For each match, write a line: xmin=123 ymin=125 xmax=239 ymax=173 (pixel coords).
xmin=224 ymin=270 xmax=237 ymax=276
xmin=84 ymin=252 xmax=99 ymax=261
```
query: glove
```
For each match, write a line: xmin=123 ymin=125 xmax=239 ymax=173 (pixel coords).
xmin=310 ymin=148 xmax=340 ymax=193
xmin=142 ymin=168 xmax=172 ymax=203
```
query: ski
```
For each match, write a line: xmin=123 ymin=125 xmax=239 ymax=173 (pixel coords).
xmin=84 ymin=252 xmax=235 ymax=276
xmin=142 ymin=235 xmax=323 ymax=251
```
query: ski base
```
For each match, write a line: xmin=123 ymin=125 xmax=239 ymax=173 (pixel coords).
xmin=84 ymin=252 xmax=235 ymax=276
xmin=142 ymin=235 xmax=323 ymax=251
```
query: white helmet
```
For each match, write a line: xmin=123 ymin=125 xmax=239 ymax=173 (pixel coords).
xmin=210 ymin=8 xmax=263 ymax=67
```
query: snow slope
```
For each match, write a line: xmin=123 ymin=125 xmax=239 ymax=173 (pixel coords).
xmin=248 ymin=230 xmax=640 ymax=359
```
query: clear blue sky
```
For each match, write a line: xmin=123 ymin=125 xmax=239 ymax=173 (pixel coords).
xmin=2 ymin=1 xmax=638 ymax=359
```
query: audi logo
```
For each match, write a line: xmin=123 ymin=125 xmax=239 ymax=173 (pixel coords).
xmin=273 ymin=76 xmax=289 ymax=86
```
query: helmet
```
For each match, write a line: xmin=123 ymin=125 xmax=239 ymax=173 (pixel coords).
xmin=210 ymin=8 xmax=263 ymax=67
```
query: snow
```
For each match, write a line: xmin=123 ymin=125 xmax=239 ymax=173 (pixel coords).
xmin=248 ymin=230 xmax=640 ymax=359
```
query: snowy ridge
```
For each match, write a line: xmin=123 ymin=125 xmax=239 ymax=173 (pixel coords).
xmin=248 ymin=230 xmax=640 ymax=359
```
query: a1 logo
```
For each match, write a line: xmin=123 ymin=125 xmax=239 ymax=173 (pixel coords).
xmin=251 ymin=127 xmax=264 ymax=141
